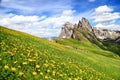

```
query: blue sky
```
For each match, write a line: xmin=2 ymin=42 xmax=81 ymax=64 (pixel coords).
xmin=0 ymin=0 xmax=120 ymax=38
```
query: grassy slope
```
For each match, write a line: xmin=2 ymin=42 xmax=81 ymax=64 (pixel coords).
xmin=73 ymin=28 xmax=120 ymax=56
xmin=0 ymin=26 xmax=120 ymax=80
xmin=56 ymin=38 xmax=120 ymax=78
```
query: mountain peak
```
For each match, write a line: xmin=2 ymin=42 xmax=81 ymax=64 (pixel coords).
xmin=59 ymin=17 xmax=120 ymax=43
xmin=82 ymin=17 xmax=87 ymax=21
xmin=59 ymin=22 xmax=74 ymax=38
xmin=59 ymin=17 xmax=93 ymax=39
xmin=81 ymin=17 xmax=93 ymax=32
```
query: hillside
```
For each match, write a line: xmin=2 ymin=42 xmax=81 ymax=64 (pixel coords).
xmin=59 ymin=17 xmax=120 ymax=56
xmin=0 ymin=26 xmax=120 ymax=80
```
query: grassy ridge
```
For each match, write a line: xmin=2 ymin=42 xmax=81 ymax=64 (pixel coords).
xmin=0 ymin=26 xmax=120 ymax=80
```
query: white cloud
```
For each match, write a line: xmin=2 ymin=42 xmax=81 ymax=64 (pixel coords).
xmin=94 ymin=5 xmax=120 ymax=23
xmin=0 ymin=10 xmax=79 ymax=37
xmin=95 ymin=23 xmax=120 ymax=30
xmin=0 ymin=14 xmax=47 ymax=36
xmin=94 ymin=12 xmax=120 ymax=22
xmin=38 ymin=10 xmax=77 ymax=28
xmin=95 ymin=5 xmax=113 ymax=14
xmin=0 ymin=8 xmax=95 ymax=38
xmin=0 ymin=15 xmax=46 ymax=27
xmin=93 ymin=5 xmax=120 ymax=30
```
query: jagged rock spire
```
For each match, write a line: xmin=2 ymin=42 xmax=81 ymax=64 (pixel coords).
xmin=81 ymin=17 xmax=93 ymax=32
xmin=59 ymin=17 xmax=93 ymax=39
xmin=59 ymin=17 xmax=120 ymax=42
xmin=59 ymin=22 xmax=74 ymax=38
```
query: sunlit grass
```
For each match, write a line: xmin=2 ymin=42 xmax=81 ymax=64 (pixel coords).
xmin=0 ymin=26 xmax=120 ymax=80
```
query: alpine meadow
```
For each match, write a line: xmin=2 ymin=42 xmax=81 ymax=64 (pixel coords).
xmin=0 ymin=25 xmax=120 ymax=80
xmin=0 ymin=0 xmax=120 ymax=80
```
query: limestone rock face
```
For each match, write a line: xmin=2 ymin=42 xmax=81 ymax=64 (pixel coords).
xmin=77 ymin=20 xmax=82 ymax=29
xmin=59 ymin=22 xmax=74 ymax=38
xmin=59 ymin=17 xmax=120 ymax=42
xmin=59 ymin=17 xmax=94 ymax=39
xmin=93 ymin=27 xmax=120 ymax=40
xmin=81 ymin=17 xmax=93 ymax=32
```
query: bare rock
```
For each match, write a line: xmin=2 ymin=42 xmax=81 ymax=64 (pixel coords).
xmin=59 ymin=17 xmax=120 ymax=42
xmin=59 ymin=22 xmax=74 ymax=38
xmin=93 ymin=27 xmax=120 ymax=40
xmin=81 ymin=17 xmax=93 ymax=32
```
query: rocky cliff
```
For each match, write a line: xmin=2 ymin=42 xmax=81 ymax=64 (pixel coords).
xmin=59 ymin=22 xmax=74 ymax=38
xmin=59 ymin=17 xmax=93 ymax=39
xmin=93 ymin=27 xmax=120 ymax=40
xmin=59 ymin=17 xmax=120 ymax=43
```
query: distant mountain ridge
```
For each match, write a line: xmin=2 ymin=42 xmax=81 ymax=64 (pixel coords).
xmin=59 ymin=17 xmax=120 ymax=43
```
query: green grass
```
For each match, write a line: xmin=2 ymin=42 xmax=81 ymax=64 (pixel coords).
xmin=56 ymin=39 xmax=120 ymax=80
xmin=0 ymin=26 xmax=120 ymax=80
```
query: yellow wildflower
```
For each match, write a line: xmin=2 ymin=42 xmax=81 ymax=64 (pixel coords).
xmin=14 ymin=61 xmax=18 ymax=64
xmin=8 ymin=51 xmax=14 ymax=56
xmin=28 ymin=58 xmax=33 ymax=62
xmin=32 ymin=59 xmax=36 ymax=62
xmin=27 ymin=50 xmax=31 ymax=53
xmin=4 ymin=65 xmax=9 ymax=69
xmin=22 ymin=62 xmax=27 ymax=65
xmin=19 ymin=72 xmax=24 ymax=76
xmin=32 ymin=71 xmax=37 ymax=75
xmin=74 ymin=78 xmax=78 ymax=80
xmin=80 ymin=78 xmax=83 ymax=80
xmin=45 ymin=60 xmax=48 ymax=63
xmin=59 ymin=74 xmax=63 ymax=77
xmin=40 ymin=72 xmax=43 ymax=75
xmin=44 ymin=63 xmax=49 ymax=67
xmin=47 ymin=69 xmax=50 ymax=73
xmin=36 ymin=65 xmax=40 ymax=68
xmin=11 ymin=67 xmax=16 ymax=71
xmin=34 ymin=53 xmax=38 ymax=57
xmin=18 ymin=66 xmax=21 ymax=68
xmin=45 ymin=75 xmax=48 ymax=79
xmin=38 ymin=69 xmax=40 ymax=71
xmin=68 ymin=78 xmax=72 ymax=80
xmin=52 ymin=73 xmax=55 ymax=76
xmin=13 ymin=48 xmax=17 ymax=51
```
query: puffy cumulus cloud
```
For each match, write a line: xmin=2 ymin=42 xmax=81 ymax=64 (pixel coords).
xmin=0 ymin=14 xmax=48 ymax=37
xmin=0 ymin=9 xmax=94 ymax=37
xmin=0 ymin=10 xmax=79 ymax=37
xmin=93 ymin=5 xmax=120 ymax=30
xmin=95 ymin=5 xmax=113 ymax=14
xmin=94 ymin=5 xmax=120 ymax=23
xmin=0 ymin=14 xmax=46 ymax=29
